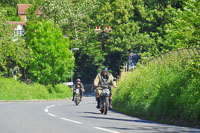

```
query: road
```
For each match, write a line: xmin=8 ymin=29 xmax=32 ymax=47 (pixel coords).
xmin=0 ymin=95 xmax=199 ymax=133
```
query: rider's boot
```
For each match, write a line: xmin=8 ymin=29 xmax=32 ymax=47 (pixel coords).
xmin=109 ymin=99 xmax=112 ymax=109
xmin=96 ymin=98 xmax=100 ymax=109
xmin=72 ymin=92 xmax=75 ymax=101
xmin=80 ymin=94 xmax=82 ymax=101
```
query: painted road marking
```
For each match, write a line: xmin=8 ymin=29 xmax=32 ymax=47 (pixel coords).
xmin=45 ymin=104 xmax=83 ymax=124
xmin=60 ymin=117 xmax=82 ymax=124
xmin=94 ymin=127 xmax=120 ymax=133
xmin=47 ymin=113 xmax=56 ymax=117
xmin=50 ymin=105 xmax=55 ymax=107
xmin=46 ymin=106 xmax=50 ymax=109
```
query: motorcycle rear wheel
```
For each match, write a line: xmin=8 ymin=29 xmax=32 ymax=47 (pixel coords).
xmin=104 ymin=97 xmax=109 ymax=115
xmin=75 ymin=94 xmax=79 ymax=106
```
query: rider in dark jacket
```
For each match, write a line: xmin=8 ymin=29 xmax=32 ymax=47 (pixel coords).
xmin=72 ymin=79 xmax=84 ymax=101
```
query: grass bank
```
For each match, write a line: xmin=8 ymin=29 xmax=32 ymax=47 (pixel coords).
xmin=113 ymin=55 xmax=200 ymax=127
xmin=0 ymin=77 xmax=72 ymax=100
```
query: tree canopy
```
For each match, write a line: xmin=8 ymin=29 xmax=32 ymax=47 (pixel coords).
xmin=0 ymin=0 xmax=199 ymax=84
xmin=25 ymin=20 xmax=74 ymax=85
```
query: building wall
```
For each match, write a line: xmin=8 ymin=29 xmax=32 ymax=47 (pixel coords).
xmin=19 ymin=15 xmax=26 ymax=21
xmin=14 ymin=25 xmax=25 ymax=36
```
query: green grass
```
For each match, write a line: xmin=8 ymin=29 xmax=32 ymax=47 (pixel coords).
xmin=0 ymin=77 xmax=72 ymax=100
xmin=113 ymin=55 xmax=200 ymax=127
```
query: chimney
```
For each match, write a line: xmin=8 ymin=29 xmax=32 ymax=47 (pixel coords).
xmin=108 ymin=26 xmax=112 ymax=32
xmin=95 ymin=25 xmax=102 ymax=33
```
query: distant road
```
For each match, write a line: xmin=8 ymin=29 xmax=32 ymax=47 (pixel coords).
xmin=0 ymin=96 xmax=199 ymax=133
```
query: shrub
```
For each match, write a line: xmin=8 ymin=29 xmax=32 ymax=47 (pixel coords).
xmin=113 ymin=55 xmax=200 ymax=127
xmin=0 ymin=77 xmax=72 ymax=100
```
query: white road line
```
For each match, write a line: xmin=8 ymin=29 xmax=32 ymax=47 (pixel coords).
xmin=48 ymin=113 xmax=56 ymax=117
xmin=60 ymin=117 xmax=82 ymax=124
xmin=94 ymin=127 xmax=120 ymax=133
xmin=45 ymin=104 xmax=82 ymax=125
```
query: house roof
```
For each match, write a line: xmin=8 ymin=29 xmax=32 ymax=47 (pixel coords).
xmin=8 ymin=21 xmax=26 ymax=26
xmin=18 ymin=4 xmax=31 ymax=15
xmin=8 ymin=21 xmax=26 ymax=29
xmin=17 ymin=4 xmax=42 ymax=15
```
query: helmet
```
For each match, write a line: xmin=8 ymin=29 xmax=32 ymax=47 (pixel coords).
xmin=102 ymin=67 xmax=108 ymax=72
xmin=76 ymin=79 xmax=81 ymax=82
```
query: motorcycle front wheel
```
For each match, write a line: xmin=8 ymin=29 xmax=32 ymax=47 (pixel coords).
xmin=104 ymin=97 xmax=109 ymax=115
xmin=75 ymin=94 xmax=79 ymax=106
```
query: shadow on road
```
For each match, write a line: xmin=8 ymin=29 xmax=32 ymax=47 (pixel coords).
xmin=82 ymin=116 xmax=199 ymax=132
xmin=82 ymin=111 xmax=100 ymax=115
xmin=103 ymin=126 xmax=198 ymax=133
xmin=81 ymin=115 xmax=155 ymax=124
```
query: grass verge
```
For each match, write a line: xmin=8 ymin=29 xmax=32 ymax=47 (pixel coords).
xmin=113 ymin=55 xmax=200 ymax=127
xmin=0 ymin=77 xmax=72 ymax=100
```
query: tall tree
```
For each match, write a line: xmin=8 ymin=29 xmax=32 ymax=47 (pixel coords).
xmin=25 ymin=20 xmax=74 ymax=85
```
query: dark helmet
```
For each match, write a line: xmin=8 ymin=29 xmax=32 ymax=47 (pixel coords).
xmin=102 ymin=67 xmax=108 ymax=72
xmin=76 ymin=79 xmax=81 ymax=82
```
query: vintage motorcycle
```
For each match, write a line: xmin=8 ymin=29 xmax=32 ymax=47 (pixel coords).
xmin=99 ymin=79 xmax=110 ymax=115
xmin=74 ymin=88 xmax=81 ymax=106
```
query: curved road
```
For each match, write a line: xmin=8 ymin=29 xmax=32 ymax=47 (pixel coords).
xmin=0 ymin=96 xmax=199 ymax=133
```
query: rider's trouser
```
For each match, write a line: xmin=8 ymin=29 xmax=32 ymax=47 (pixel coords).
xmin=96 ymin=88 xmax=112 ymax=106
xmin=73 ymin=89 xmax=83 ymax=99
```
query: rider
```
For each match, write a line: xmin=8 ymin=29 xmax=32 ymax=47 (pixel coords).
xmin=94 ymin=67 xmax=116 ymax=109
xmin=72 ymin=79 xmax=85 ymax=101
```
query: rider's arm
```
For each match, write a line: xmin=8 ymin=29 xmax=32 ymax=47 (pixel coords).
xmin=81 ymin=83 xmax=84 ymax=89
xmin=81 ymin=83 xmax=85 ymax=92
xmin=109 ymin=74 xmax=116 ymax=88
xmin=94 ymin=74 xmax=100 ymax=87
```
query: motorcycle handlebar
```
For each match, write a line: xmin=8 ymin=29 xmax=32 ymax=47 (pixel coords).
xmin=94 ymin=85 xmax=112 ymax=88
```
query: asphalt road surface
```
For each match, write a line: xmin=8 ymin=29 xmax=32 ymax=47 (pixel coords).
xmin=0 ymin=95 xmax=200 ymax=133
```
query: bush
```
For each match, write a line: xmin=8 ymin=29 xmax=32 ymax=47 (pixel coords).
xmin=54 ymin=84 xmax=72 ymax=99
xmin=113 ymin=55 xmax=200 ymax=127
xmin=0 ymin=77 xmax=72 ymax=100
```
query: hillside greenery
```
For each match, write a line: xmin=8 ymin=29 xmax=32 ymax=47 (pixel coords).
xmin=113 ymin=55 xmax=200 ymax=127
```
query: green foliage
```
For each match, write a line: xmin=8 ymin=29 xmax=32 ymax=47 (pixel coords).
xmin=40 ymin=0 xmax=66 ymax=24
xmin=54 ymin=83 xmax=72 ymax=98
xmin=0 ymin=10 xmax=30 ymax=77
xmin=163 ymin=0 xmax=200 ymax=50
xmin=1 ymin=0 xmax=200 ymax=88
xmin=74 ymin=32 xmax=105 ymax=82
xmin=36 ymin=0 xmax=200 ymax=83
xmin=0 ymin=0 xmax=34 ymax=5
xmin=113 ymin=55 xmax=200 ymax=126
xmin=0 ymin=77 xmax=72 ymax=100
xmin=0 ymin=0 xmax=33 ymax=21
xmin=39 ymin=0 xmax=101 ymax=82
xmin=25 ymin=20 xmax=74 ymax=85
